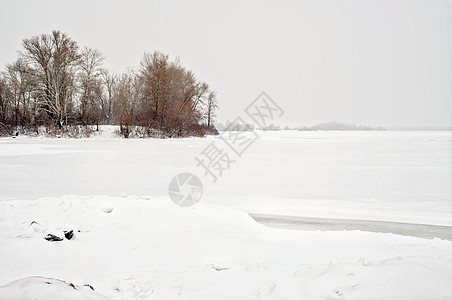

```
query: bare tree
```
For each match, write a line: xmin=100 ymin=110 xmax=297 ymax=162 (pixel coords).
xmin=4 ymin=59 xmax=37 ymax=128
xmin=0 ymin=75 xmax=12 ymax=132
xmin=205 ymin=90 xmax=218 ymax=128
xmin=78 ymin=47 xmax=104 ymax=127
xmin=136 ymin=52 xmax=215 ymax=136
xmin=100 ymin=68 xmax=116 ymax=124
xmin=138 ymin=51 xmax=171 ymax=128
xmin=21 ymin=30 xmax=80 ymax=127
xmin=112 ymin=71 xmax=137 ymax=137
xmin=1 ymin=30 xmax=218 ymax=137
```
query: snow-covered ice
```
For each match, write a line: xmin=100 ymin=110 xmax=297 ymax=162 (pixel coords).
xmin=1 ymin=129 xmax=451 ymax=225
xmin=0 ymin=128 xmax=451 ymax=299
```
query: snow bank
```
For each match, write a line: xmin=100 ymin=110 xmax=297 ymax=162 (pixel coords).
xmin=0 ymin=276 xmax=108 ymax=300
xmin=1 ymin=195 xmax=451 ymax=299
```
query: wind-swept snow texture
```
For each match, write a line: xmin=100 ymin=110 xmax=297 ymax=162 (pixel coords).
xmin=0 ymin=276 xmax=108 ymax=300
xmin=0 ymin=196 xmax=451 ymax=299
xmin=0 ymin=128 xmax=451 ymax=299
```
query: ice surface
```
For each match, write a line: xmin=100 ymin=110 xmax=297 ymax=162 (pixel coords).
xmin=0 ymin=128 xmax=451 ymax=299
xmin=1 ymin=128 xmax=451 ymax=225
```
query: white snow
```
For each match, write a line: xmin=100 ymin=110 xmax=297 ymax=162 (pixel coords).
xmin=0 ymin=276 xmax=108 ymax=300
xmin=1 ymin=128 xmax=451 ymax=225
xmin=0 ymin=195 xmax=451 ymax=299
xmin=0 ymin=127 xmax=451 ymax=299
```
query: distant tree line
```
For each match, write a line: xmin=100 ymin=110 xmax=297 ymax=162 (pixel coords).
xmin=216 ymin=121 xmax=282 ymax=131
xmin=0 ymin=30 xmax=218 ymax=137
xmin=215 ymin=120 xmax=386 ymax=131
xmin=296 ymin=121 xmax=386 ymax=131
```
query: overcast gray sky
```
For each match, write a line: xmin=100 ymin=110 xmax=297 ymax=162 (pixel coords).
xmin=1 ymin=0 xmax=451 ymax=127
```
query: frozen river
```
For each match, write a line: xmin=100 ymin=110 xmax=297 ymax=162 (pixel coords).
xmin=1 ymin=129 xmax=451 ymax=226
xmin=1 ymin=129 xmax=452 ymax=299
xmin=251 ymin=214 xmax=452 ymax=240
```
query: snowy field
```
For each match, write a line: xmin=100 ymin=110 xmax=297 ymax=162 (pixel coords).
xmin=1 ymin=128 xmax=451 ymax=225
xmin=0 ymin=128 xmax=451 ymax=299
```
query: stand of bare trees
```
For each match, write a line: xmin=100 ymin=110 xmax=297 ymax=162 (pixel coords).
xmin=0 ymin=30 xmax=218 ymax=137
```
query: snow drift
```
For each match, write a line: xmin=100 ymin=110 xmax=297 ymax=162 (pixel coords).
xmin=0 ymin=195 xmax=451 ymax=299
